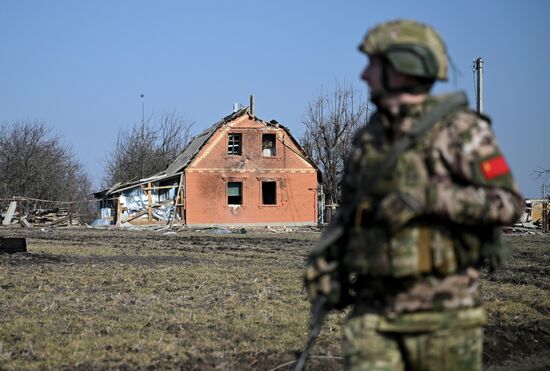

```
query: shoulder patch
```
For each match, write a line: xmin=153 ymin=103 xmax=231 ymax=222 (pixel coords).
xmin=480 ymin=155 xmax=510 ymax=180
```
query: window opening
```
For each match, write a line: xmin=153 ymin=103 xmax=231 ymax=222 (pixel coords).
xmin=228 ymin=133 xmax=242 ymax=155
xmin=262 ymin=181 xmax=276 ymax=205
xmin=262 ymin=134 xmax=276 ymax=156
xmin=228 ymin=182 xmax=243 ymax=205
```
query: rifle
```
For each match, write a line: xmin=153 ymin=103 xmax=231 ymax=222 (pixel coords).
xmin=293 ymin=295 xmax=328 ymax=371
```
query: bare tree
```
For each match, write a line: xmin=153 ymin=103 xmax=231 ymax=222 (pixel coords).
xmin=300 ymin=83 xmax=370 ymax=205
xmin=104 ymin=111 xmax=193 ymax=186
xmin=533 ymin=168 xmax=550 ymax=180
xmin=0 ymin=120 xmax=92 ymax=209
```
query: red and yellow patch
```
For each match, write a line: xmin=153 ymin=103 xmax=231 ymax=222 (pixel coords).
xmin=480 ymin=155 xmax=510 ymax=180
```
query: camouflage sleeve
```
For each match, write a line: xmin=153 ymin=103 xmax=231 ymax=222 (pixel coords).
xmin=427 ymin=110 xmax=524 ymax=226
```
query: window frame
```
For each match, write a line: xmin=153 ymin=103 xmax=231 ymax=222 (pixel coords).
xmin=260 ymin=180 xmax=278 ymax=206
xmin=227 ymin=133 xmax=242 ymax=156
xmin=261 ymin=133 xmax=277 ymax=157
xmin=227 ymin=181 xmax=243 ymax=206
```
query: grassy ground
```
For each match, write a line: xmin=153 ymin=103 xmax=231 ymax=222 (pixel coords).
xmin=0 ymin=228 xmax=343 ymax=370
xmin=482 ymin=234 xmax=550 ymax=371
xmin=0 ymin=227 xmax=548 ymax=370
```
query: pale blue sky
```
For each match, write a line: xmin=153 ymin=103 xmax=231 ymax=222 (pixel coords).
xmin=1 ymin=1 xmax=548 ymax=197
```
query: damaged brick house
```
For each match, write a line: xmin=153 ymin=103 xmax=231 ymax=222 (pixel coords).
xmin=94 ymin=103 xmax=321 ymax=226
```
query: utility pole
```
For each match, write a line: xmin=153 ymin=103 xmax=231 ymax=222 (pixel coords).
xmin=473 ymin=58 xmax=484 ymax=114
xmin=140 ymin=93 xmax=145 ymax=179
xmin=140 ymin=94 xmax=145 ymax=138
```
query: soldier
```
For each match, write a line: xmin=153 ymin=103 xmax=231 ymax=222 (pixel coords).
xmin=305 ymin=20 xmax=524 ymax=370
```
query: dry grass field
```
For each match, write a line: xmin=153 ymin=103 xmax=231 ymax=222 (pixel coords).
xmin=0 ymin=226 xmax=548 ymax=370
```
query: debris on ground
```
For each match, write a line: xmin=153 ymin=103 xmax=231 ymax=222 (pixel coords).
xmin=1 ymin=205 xmax=85 ymax=228
xmin=266 ymin=226 xmax=293 ymax=233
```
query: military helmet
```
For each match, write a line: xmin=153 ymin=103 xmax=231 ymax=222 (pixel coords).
xmin=359 ymin=19 xmax=448 ymax=81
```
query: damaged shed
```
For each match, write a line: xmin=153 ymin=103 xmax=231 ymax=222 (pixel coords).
xmin=95 ymin=104 xmax=321 ymax=227
xmin=93 ymin=173 xmax=182 ymax=226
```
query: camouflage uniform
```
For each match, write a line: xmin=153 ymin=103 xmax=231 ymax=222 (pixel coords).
xmin=306 ymin=20 xmax=524 ymax=371
xmin=339 ymin=94 xmax=523 ymax=371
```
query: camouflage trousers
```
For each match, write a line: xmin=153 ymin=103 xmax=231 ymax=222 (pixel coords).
xmin=342 ymin=307 xmax=485 ymax=371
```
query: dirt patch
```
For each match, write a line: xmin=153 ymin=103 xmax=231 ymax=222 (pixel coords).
xmin=0 ymin=251 xmax=64 ymax=266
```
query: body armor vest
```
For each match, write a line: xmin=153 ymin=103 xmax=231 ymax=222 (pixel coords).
xmin=340 ymin=99 xmax=497 ymax=279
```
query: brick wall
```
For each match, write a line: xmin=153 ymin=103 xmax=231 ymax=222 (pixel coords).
xmin=184 ymin=116 xmax=318 ymax=225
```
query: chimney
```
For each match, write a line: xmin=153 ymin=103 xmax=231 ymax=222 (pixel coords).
xmin=250 ymin=94 xmax=254 ymax=116
xmin=233 ymin=102 xmax=240 ymax=112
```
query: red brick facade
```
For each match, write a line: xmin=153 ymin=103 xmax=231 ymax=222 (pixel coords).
xmin=184 ymin=115 xmax=319 ymax=226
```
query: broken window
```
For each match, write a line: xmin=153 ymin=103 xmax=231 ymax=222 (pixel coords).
xmin=227 ymin=182 xmax=243 ymax=205
xmin=262 ymin=134 xmax=276 ymax=157
xmin=228 ymin=133 xmax=242 ymax=155
xmin=262 ymin=181 xmax=276 ymax=205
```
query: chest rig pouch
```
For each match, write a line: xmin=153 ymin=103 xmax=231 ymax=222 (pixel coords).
xmin=344 ymin=134 xmax=459 ymax=277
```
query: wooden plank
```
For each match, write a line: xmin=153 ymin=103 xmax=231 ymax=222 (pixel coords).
xmin=147 ymin=182 xmax=152 ymax=223
xmin=178 ymin=172 xmax=185 ymax=224
xmin=122 ymin=201 xmax=174 ymax=224
xmin=116 ymin=199 xmax=121 ymax=227
xmin=172 ymin=177 xmax=181 ymax=226
xmin=122 ymin=210 xmax=147 ymax=223
xmin=2 ymin=201 xmax=17 ymax=225
xmin=19 ymin=216 xmax=32 ymax=228
xmin=140 ymin=185 xmax=178 ymax=191
xmin=51 ymin=215 xmax=71 ymax=226
xmin=151 ymin=199 xmax=173 ymax=208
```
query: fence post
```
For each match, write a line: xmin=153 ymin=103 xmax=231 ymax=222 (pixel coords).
xmin=147 ymin=182 xmax=153 ymax=223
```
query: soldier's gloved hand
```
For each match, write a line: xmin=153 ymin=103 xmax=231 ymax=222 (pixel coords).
xmin=304 ymin=256 xmax=340 ymax=306
xmin=374 ymin=191 xmax=424 ymax=232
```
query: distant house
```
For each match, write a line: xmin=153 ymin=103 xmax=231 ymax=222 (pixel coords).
xmin=94 ymin=105 xmax=321 ymax=227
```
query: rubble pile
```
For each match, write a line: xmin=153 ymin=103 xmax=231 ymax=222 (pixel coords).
xmin=1 ymin=201 xmax=84 ymax=228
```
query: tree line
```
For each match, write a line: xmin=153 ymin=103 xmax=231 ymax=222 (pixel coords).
xmin=1 ymin=84 xmax=370 ymax=218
